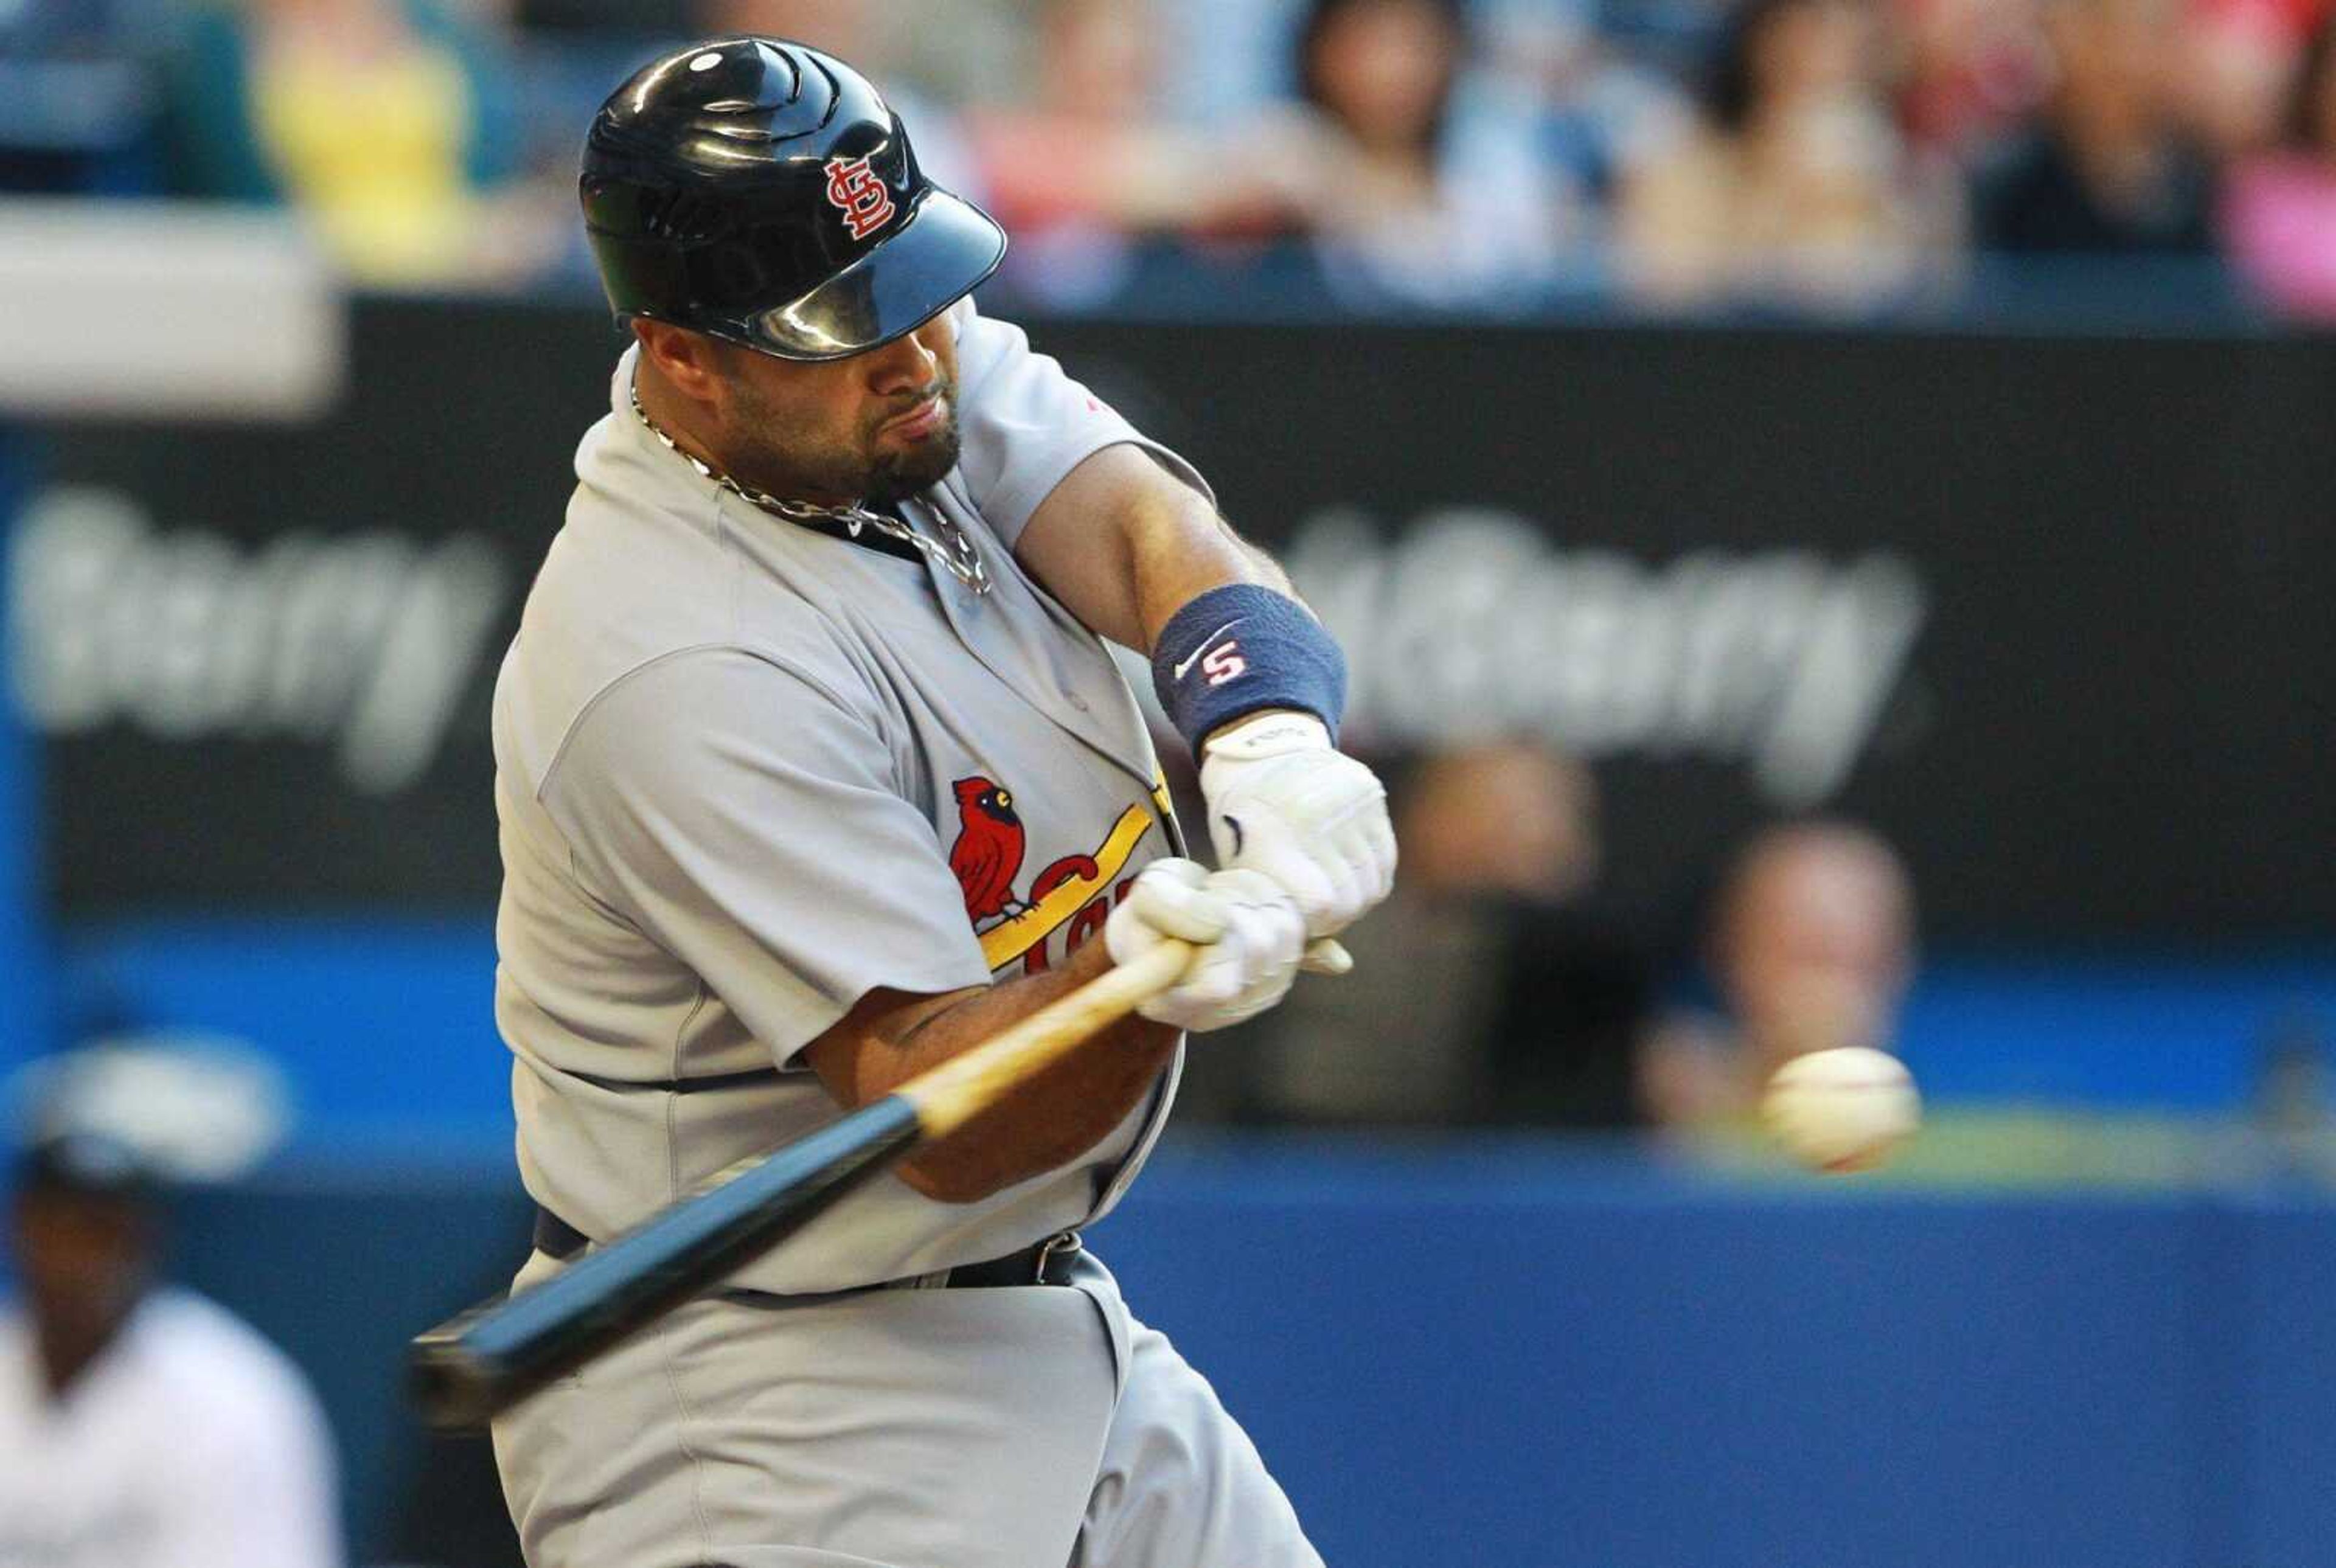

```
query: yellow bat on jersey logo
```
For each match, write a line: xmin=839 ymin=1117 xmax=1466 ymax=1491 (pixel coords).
xmin=976 ymin=804 xmax=1155 ymax=971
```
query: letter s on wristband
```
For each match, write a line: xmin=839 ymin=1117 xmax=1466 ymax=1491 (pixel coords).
xmin=1150 ymin=583 xmax=1347 ymax=751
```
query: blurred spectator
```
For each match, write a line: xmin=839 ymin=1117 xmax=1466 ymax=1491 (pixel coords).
xmin=1617 ymin=0 xmax=1961 ymax=309
xmin=962 ymin=0 xmax=1316 ymax=304
xmin=0 ymin=1051 xmax=341 ymax=1568
xmin=2220 ymin=12 xmax=2336 ymax=316
xmin=2241 ymin=1010 xmax=2336 ymax=1179
xmin=2252 ymin=1013 xmax=2335 ymax=1128
xmin=1896 ymin=0 xmax=2056 ymax=157
xmin=1290 ymin=0 xmax=1579 ymax=307
xmin=869 ymin=0 xmax=1029 ymax=111
xmin=1971 ymin=0 xmax=2219 ymax=252
xmin=156 ymin=0 xmax=555 ymax=287
xmin=1234 ymin=743 xmax=1650 ymax=1128
xmin=2175 ymin=0 xmax=2321 ymax=158
xmin=1476 ymin=0 xmax=1694 ymax=203
xmin=1151 ymin=0 xmax=1306 ymax=124
xmin=704 ymin=1 xmax=990 ymax=198
xmin=1638 ymin=819 xmax=1914 ymax=1129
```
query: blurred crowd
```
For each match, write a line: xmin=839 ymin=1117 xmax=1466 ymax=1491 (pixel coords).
xmin=1204 ymin=735 xmax=2336 ymax=1181
xmin=4 ymin=0 xmax=2335 ymax=321
xmin=1195 ymin=734 xmax=1929 ymax=1143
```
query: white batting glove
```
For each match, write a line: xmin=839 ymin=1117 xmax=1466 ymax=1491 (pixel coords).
xmin=1104 ymin=859 xmax=1305 ymax=1033
xmin=1198 ymin=712 xmax=1397 ymax=946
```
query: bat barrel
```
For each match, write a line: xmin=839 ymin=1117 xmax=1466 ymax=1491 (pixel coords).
xmin=409 ymin=1095 xmax=923 ymax=1429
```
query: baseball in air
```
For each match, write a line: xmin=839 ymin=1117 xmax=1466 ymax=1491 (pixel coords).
xmin=1759 ymin=1046 xmax=1921 ymax=1173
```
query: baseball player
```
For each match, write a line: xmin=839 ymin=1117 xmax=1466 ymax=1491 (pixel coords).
xmin=1 ymin=1129 xmax=342 ymax=1568
xmin=490 ymin=37 xmax=1395 ymax=1568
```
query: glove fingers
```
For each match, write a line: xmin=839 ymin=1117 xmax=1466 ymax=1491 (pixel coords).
xmin=1365 ymin=813 xmax=1399 ymax=890
xmin=1338 ymin=816 xmax=1397 ymax=914
xmin=1179 ymin=947 xmax=1250 ymax=1007
xmin=1342 ymin=817 xmax=1396 ymax=907
xmin=1231 ymin=886 xmax=1306 ymax=978
xmin=1139 ymin=870 xmax=1305 ymax=1031
xmin=1316 ymin=844 xmax=1368 ymax=937
xmin=1150 ymin=858 xmax=1211 ymax=889
xmin=1128 ymin=865 xmax=1231 ymax=944
xmin=1280 ymin=825 xmax=1372 ymax=938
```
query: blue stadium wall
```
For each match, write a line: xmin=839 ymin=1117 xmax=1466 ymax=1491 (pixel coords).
xmin=170 ymin=1144 xmax=2336 ymax=1568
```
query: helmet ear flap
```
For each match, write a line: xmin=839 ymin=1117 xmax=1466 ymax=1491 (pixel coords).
xmin=704 ymin=236 xmax=777 ymax=302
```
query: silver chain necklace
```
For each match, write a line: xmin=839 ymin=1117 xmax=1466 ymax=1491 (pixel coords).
xmin=630 ymin=381 xmax=990 ymax=596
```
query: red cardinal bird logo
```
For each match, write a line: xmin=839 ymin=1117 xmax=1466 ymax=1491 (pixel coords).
xmin=948 ymin=775 xmax=1107 ymax=932
xmin=950 ymin=777 xmax=1026 ymax=925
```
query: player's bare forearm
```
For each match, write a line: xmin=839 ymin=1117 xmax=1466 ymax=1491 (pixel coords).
xmin=802 ymin=940 xmax=1178 ymax=1203
xmin=1015 ymin=442 xmax=1296 ymax=653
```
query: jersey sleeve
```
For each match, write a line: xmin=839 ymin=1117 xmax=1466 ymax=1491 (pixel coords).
xmin=945 ymin=295 xmax=1215 ymax=550
xmin=541 ymin=648 xmax=991 ymax=1066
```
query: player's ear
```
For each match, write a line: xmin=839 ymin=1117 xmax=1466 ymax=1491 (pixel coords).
xmin=633 ymin=321 xmax=725 ymax=405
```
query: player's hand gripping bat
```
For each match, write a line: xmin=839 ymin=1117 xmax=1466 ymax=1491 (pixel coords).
xmin=407 ymin=938 xmax=1194 ymax=1431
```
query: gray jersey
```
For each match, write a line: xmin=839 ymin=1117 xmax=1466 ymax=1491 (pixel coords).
xmin=491 ymin=298 xmax=1200 ymax=1296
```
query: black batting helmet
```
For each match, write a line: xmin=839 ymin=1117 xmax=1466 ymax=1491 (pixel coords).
xmin=580 ymin=37 xmax=1006 ymax=362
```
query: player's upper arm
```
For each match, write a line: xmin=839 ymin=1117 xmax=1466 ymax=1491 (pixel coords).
xmin=541 ymin=649 xmax=990 ymax=1067
xmin=1012 ymin=442 xmax=1245 ymax=650
xmin=945 ymin=297 xmax=1212 ymax=556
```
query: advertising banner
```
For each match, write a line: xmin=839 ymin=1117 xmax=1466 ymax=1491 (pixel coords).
xmin=23 ymin=300 xmax=2335 ymax=938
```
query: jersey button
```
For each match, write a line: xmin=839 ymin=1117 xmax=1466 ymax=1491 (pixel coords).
xmin=1065 ymin=692 xmax=1091 ymax=712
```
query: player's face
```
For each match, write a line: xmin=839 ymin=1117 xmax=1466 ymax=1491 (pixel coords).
xmin=716 ymin=315 xmax=963 ymax=507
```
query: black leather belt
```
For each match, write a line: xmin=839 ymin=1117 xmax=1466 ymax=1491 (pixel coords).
xmin=532 ymin=1205 xmax=1082 ymax=1289
xmin=940 ymin=1230 xmax=1085 ymax=1289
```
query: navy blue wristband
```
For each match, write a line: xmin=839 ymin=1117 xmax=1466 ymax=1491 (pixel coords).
xmin=1150 ymin=583 xmax=1347 ymax=750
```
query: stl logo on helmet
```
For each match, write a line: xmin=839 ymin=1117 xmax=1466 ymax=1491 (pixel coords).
xmin=822 ymin=155 xmax=895 ymax=241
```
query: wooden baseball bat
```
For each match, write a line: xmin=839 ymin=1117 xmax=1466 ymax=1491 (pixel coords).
xmin=407 ymin=938 xmax=1194 ymax=1431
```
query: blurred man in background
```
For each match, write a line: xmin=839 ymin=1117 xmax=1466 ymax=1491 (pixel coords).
xmin=0 ymin=1129 xmax=342 ymax=1567
xmin=1972 ymin=0 xmax=2220 ymax=253
xmin=1236 ymin=742 xmax=1649 ymax=1127
xmin=1638 ymin=819 xmax=1915 ymax=1128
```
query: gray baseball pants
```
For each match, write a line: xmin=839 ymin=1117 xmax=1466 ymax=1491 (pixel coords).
xmin=492 ymin=1247 xmax=1323 ymax=1568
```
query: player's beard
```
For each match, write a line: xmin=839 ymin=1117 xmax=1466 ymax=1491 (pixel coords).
xmin=863 ymin=401 xmax=962 ymax=504
xmin=725 ymin=371 xmax=961 ymax=507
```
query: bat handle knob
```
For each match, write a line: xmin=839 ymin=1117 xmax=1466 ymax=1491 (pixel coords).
xmin=1301 ymin=938 xmax=1353 ymax=976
